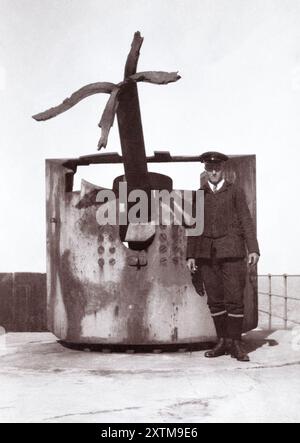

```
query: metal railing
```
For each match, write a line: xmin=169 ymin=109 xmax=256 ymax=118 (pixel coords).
xmin=258 ymin=274 xmax=300 ymax=330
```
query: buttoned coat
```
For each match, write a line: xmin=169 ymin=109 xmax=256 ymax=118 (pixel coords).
xmin=187 ymin=181 xmax=260 ymax=259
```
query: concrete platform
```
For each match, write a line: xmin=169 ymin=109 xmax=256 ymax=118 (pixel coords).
xmin=0 ymin=330 xmax=300 ymax=423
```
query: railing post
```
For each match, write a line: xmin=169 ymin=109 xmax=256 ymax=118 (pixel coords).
xmin=268 ymin=274 xmax=272 ymax=330
xmin=284 ymin=274 xmax=288 ymax=330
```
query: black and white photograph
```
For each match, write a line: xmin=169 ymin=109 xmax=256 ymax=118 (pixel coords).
xmin=0 ymin=0 xmax=300 ymax=425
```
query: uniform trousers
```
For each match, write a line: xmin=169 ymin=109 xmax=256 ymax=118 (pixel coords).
xmin=196 ymin=253 xmax=248 ymax=339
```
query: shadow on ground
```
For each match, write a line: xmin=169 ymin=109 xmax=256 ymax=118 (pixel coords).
xmin=244 ymin=329 xmax=279 ymax=354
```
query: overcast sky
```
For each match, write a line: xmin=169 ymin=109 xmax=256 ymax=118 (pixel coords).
xmin=0 ymin=0 xmax=300 ymax=274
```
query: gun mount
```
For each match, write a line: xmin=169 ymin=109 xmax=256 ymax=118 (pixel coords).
xmin=35 ymin=33 xmax=258 ymax=348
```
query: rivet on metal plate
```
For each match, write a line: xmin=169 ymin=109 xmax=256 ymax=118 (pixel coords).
xmin=98 ymin=258 xmax=105 ymax=267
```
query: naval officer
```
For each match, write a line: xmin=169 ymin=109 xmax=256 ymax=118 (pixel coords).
xmin=187 ymin=152 xmax=260 ymax=362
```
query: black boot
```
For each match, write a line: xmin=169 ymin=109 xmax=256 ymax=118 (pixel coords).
xmin=205 ymin=313 xmax=228 ymax=358
xmin=231 ymin=340 xmax=250 ymax=362
xmin=205 ymin=338 xmax=228 ymax=358
xmin=227 ymin=316 xmax=250 ymax=362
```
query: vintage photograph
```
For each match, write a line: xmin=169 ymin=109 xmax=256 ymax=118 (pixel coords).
xmin=0 ymin=0 xmax=300 ymax=425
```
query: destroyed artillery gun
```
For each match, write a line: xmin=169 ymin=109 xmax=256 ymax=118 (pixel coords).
xmin=33 ymin=32 xmax=258 ymax=349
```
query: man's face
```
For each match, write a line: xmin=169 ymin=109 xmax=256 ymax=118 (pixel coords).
xmin=205 ymin=162 xmax=224 ymax=184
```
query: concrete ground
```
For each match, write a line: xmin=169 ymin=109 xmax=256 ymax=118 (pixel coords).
xmin=0 ymin=330 xmax=300 ymax=423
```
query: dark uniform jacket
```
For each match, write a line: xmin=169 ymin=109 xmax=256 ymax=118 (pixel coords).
xmin=187 ymin=180 xmax=260 ymax=259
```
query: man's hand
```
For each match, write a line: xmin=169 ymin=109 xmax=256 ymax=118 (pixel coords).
xmin=187 ymin=258 xmax=198 ymax=274
xmin=248 ymin=253 xmax=260 ymax=267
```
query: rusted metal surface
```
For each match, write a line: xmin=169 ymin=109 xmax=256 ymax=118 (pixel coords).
xmin=46 ymin=160 xmax=215 ymax=344
xmin=0 ymin=273 xmax=47 ymax=332
xmin=46 ymin=154 xmax=259 ymax=344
